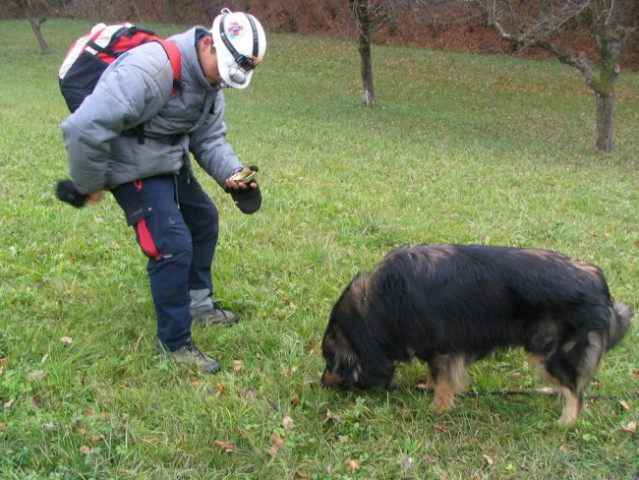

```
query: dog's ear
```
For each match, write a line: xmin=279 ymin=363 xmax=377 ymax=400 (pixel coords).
xmin=334 ymin=344 xmax=362 ymax=386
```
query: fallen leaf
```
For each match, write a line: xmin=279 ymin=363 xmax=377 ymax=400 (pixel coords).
xmin=559 ymin=444 xmax=570 ymax=453
xmin=27 ymin=370 xmax=48 ymax=382
xmin=631 ymin=371 xmax=639 ymax=377
xmin=400 ymin=455 xmax=413 ymax=471
xmin=337 ymin=435 xmax=350 ymax=443
xmin=266 ymin=434 xmax=285 ymax=457
xmin=270 ymin=434 xmax=285 ymax=448
xmin=214 ymin=383 xmax=225 ymax=399
xmin=3 ymin=398 xmax=14 ymax=409
xmin=322 ymin=410 xmax=343 ymax=424
xmin=0 ymin=357 xmax=8 ymax=365
xmin=347 ymin=460 xmax=360 ymax=472
xmin=282 ymin=416 xmax=294 ymax=429
xmin=621 ymin=421 xmax=637 ymax=434
xmin=214 ymin=440 xmax=235 ymax=453
xmin=79 ymin=445 xmax=92 ymax=456
xmin=245 ymin=388 xmax=257 ymax=398
xmin=483 ymin=455 xmax=494 ymax=466
xmin=619 ymin=400 xmax=630 ymax=411
xmin=295 ymin=472 xmax=310 ymax=479
xmin=434 ymin=423 xmax=449 ymax=434
xmin=290 ymin=395 xmax=300 ymax=407
xmin=423 ymin=454 xmax=437 ymax=465
xmin=60 ymin=337 xmax=73 ymax=345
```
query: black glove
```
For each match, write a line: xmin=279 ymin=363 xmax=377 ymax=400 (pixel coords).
xmin=55 ymin=179 xmax=88 ymax=208
xmin=226 ymin=166 xmax=262 ymax=214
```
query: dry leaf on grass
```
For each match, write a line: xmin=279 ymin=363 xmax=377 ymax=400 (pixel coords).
xmin=214 ymin=383 xmax=225 ymax=399
xmin=621 ymin=421 xmax=637 ymax=434
xmin=214 ymin=440 xmax=235 ymax=453
xmin=282 ymin=416 xmax=294 ymax=429
xmin=347 ymin=460 xmax=360 ymax=472
xmin=400 ymin=455 xmax=413 ymax=471
xmin=482 ymin=454 xmax=495 ymax=466
xmin=244 ymin=388 xmax=257 ymax=399
xmin=60 ymin=337 xmax=73 ymax=344
xmin=27 ymin=370 xmax=48 ymax=382
xmin=434 ymin=423 xmax=449 ymax=434
xmin=423 ymin=454 xmax=437 ymax=465
xmin=267 ymin=434 xmax=285 ymax=456
xmin=618 ymin=400 xmax=630 ymax=411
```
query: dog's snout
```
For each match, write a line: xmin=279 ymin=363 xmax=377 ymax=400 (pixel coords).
xmin=321 ymin=368 xmax=345 ymax=388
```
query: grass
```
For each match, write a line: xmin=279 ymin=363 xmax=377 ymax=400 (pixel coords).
xmin=1 ymin=17 xmax=638 ymax=479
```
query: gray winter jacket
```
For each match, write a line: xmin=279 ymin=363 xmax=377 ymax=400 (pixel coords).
xmin=61 ymin=27 xmax=243 ymax=195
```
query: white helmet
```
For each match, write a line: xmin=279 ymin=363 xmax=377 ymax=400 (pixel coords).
xmin=211 ymin=8 xmax=267 ymax=89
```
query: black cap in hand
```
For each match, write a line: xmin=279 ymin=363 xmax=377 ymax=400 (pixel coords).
xmin=55 ymin=180 xmax=88 ymax=208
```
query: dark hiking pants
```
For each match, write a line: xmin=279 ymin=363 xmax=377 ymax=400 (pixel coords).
xmin=111 ymin=167 xmax=219 ymax=349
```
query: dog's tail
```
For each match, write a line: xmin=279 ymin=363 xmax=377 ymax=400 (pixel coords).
xmin=606 ymin=301 xmax=633 ymax=350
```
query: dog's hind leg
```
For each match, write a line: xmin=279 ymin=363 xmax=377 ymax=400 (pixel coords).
xmin=429 ymin=354 xmax=468 ymax=413
xmin=534 ymin=330 xmax=605 ymax=426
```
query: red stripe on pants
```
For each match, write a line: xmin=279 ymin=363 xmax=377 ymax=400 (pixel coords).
xmin=137 ymin=218 xmax=162 ymax=260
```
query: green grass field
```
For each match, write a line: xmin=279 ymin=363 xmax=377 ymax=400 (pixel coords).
xmin=1 ymin=18 xmax=638 ymax=479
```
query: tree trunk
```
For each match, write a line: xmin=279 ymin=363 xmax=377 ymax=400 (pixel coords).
xmin=358 ymin=24 xmax=375 ymax=106
xmin=351 ymin=0 xmax=376 ymax=106
xmin=18 ymin=0 xmax=51 ymax=54
xmin=595 ymin=92 xmax=615 ymax=152
xmin=581 ymin=51 xmax=620 ymax=153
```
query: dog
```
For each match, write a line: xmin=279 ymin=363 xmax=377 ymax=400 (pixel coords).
xmin=321 ymin=244 xmax=633 ymax=425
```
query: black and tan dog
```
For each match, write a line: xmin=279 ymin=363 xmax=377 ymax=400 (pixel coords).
xmin=321 ymin=244 xmax=633 ymax=425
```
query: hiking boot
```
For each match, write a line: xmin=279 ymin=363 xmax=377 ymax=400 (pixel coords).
xmin=190 ymin=304 xmax=240 ymax=327
xmin=156 ymin=339 xmax=221 ymax=373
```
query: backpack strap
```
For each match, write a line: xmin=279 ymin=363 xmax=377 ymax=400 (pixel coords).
xmin=155 ymin=39 xmax=181 ymax=95
xmin=129 ymin=38 xmax=181 ymax=144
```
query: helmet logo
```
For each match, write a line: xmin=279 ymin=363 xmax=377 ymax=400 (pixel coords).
xmin=227 ymin=21 xmax=246 ymax=39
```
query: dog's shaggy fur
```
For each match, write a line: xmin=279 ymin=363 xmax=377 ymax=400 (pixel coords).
xmin=321 ymin=244 xmax=633 ymax=425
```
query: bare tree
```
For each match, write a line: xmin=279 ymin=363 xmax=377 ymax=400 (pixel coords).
xmin=13 ymin=0 xmax=51 ymax=54
xmin=474 ymin=0 xmax=639 ymax=152
xmin=349 ymin=0 xmax=419 ymax=106
xmin=349 ymin=0 xmax=379 ymax=106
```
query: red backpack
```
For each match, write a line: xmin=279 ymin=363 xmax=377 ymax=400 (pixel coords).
xmin=59 ymin=23 xmax=181 ymax=113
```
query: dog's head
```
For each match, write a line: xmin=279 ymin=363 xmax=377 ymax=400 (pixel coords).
xmin=321 ymin=274 xmax=395 ymax=390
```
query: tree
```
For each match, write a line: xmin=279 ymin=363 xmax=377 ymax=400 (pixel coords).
xmin=474 ymin=0 xmax=639 ymax=152
xmin=13 ymin=0 xmax=51 ymax=54
xmin=349 ymin=0 xmax=379 ymax=106
xmin=349 ymin=0 xmax=429 ymax=107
